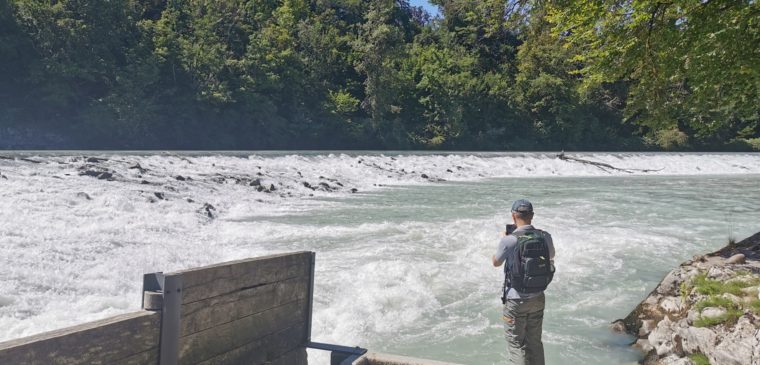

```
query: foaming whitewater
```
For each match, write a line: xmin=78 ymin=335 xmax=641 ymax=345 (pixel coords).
xmin=1 ymin=152 xmax=760 ymax=364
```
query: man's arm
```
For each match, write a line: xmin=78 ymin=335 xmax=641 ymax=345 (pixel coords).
xmin=546 ymin=232 xmax=555 ymax=259
xmin=492 ymin=232 xmax=511 ymax=267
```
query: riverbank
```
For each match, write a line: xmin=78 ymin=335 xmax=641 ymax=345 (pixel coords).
xmin=615 ymin=231 xmax=760 ymax=365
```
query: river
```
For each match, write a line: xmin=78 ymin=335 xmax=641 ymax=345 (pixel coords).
xmin=1 ymin=152 xmax=759 ymax=364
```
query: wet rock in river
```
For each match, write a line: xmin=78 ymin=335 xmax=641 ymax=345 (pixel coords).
xmin=129 ymin=163 xmax=146 ymax=173
xmin=200 ymin=203 xmax=216 ymax=218
xmin=318 ymin=182 xmax=334 ymax=191
xmin=79 ymin=169 xmax=114 ymax=181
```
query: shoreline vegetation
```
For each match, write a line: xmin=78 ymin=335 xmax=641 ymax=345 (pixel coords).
xmin=615 ymin=232 xmax=760 ymax=365
xmin=1 ymin=1 xmax=758 ymax=151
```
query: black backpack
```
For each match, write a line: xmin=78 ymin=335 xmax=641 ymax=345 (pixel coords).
xmin=502 ymin=230 xmax=554 ymax=302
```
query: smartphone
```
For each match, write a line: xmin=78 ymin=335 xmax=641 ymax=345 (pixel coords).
xmin=506 ymin=224 xmax=517 ymax=235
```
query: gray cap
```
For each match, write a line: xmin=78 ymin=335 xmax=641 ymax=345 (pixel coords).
xmin=511 ymin=199 xmax=533 ymax=213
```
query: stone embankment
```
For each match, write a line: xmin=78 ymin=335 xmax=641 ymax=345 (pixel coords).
xmin=614 ymin=232 xmax=760 ymax=365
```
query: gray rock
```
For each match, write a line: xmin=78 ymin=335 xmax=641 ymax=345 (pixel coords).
xmin=660 ymin=297 xmax=683 ymax=313
xmin=639 ymin=319 xmax=657 ymax=337
xmin=634 ymin=338 xmax=654 ymax=353
xmin=659 ymin=354 xmax=692 ymax=365
xmin=726 ymin=253 xmax=746 ymax=264
xmin=678 ymin=326 xmax=717 ymax=355
xmin=719 ymin=293 xmax=742 ymax=305
xmin=611 ymin=319 xmax=626 ymax=333
xmin=686 ymin=308 xmax=700 ymax=325
xmin=658 ymin=270 xmax=685 ymax=295
xmin=700 ymin=307 xmax=727 ymax=319
xmin=711 ymin=316 xmax=758 ymax=365
xmin=707 ymin=266 xmax=733 ymax=280
xmin=649 ymin=317 xmax=677 ymax=356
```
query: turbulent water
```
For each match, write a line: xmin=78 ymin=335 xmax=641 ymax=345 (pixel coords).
xmin=1 ymin=152 xmax=759 ymax=364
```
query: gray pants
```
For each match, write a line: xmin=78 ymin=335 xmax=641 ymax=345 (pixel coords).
xmin=502 ymin=293 xmax=545 ymax=365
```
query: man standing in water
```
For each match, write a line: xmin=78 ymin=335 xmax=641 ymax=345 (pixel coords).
xmin=492 ymin=199 xmax=555 ymax=365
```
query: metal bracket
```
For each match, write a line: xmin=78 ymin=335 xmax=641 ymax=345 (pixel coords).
xmin=307 ymin=342 xmax=367 ymax=365
xmin=305 ymin=251 xmax=316 ymax=343
xmin=143 ymin=272 xmax=183 ymax=365
xmin=142 ymin=272 xmax=164 ymax=309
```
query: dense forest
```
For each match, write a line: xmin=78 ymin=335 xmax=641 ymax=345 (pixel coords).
xmin=0 ymin=0 xmax=757 ymax=150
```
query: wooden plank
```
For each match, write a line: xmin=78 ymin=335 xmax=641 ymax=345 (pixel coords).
xmin=172 ymin=251 xmax=310 ymax=289
xmin=0 ymin=311 xmax=160 ymax=365
xmin=268 ymin=346 xmax=308 ymax=365
xmin=177 ymin=252 xmax=311 ymax=304
xmin=113 ymin=347 xmax=159 ymax=365
xmin=194 ymin=322 xmax=307 ymax=365
xmin=180 ymin=276 xmax=309 ymax=337
xmin=178 ymin=300 xmax=308 ymax=365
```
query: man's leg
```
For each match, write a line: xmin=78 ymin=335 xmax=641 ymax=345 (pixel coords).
xmin=503 ymin=299 xmax=529 ymax=365
xmin=524 ymin=293 xmax=546 ymax=365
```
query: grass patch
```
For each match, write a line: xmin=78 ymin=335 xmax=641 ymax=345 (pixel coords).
xmin=687 ymin=272 xmax=760 ymax=327
xmin=694 ymin=295 xmax=743 ymax=327
xmin=694 ymin=311 xmax=741 ymax=327
xmin=692 ymin=274 xmax=757 ymax=296
xmin=680 ymin=281 xmax=690 ymax=301
xmin=750 ymin=299 xmax=760 ymax=315
xmin=695 ymin=296 xmax=735 ymax=311
xmin=689 ymin=352 xmax=710 ymax=365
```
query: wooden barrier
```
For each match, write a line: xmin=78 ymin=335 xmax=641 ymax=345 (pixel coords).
xmin=0 ymin=311 xmax=161 ymax=365
xmin=172 ymin=252 xmax=313 ymax=365
xmin=0 ymin=252 xmax=315 ymax=365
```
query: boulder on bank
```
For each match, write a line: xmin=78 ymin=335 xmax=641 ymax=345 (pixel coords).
xmin=618 ymin=232 xmax=760 ymax=365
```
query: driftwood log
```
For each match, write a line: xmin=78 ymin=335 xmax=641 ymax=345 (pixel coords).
xmin=556 ymin=152 xmax=663 ymax=173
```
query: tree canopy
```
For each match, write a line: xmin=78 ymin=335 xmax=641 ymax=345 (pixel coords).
xmin=0 ymin=0 xmax=757 ymax=150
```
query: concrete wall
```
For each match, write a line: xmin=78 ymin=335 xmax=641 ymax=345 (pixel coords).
xmin=0 ymin=252 xmax=314 ymax=365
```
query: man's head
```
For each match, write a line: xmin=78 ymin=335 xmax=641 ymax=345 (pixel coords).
xmin=511 ymin=199 xmax=534 ymax=225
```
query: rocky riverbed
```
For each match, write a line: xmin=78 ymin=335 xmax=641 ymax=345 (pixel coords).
xmin=615 ymin=232 xmax=760 ymax=365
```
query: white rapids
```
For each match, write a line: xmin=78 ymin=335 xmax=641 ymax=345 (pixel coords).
xmin=1 ymin=151 xmax=759 ymax=364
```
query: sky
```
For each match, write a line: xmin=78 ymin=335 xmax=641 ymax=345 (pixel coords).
xmin=409 ymin=0 xmax=441 ymax=16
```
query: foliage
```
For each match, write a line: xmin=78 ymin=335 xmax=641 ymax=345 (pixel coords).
xmin=688 ymin=353 xmax=710 ymax=365
xmin=547 ymin=0 xmax=760 ymax=149
xmin=688 ymin=271 xmax=760 ymax=327
xmin=750 ymin=299 xmax=760 ymax=315
xmin=0 ymin=0 xmax=756 ymax=149
xmin=693 ymin=295 xmax=742 ymax=327
xmin=691 ymin=274 xmax=758 ymax=296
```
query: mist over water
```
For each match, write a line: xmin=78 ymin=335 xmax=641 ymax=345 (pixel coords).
xmin=1 ymin=152 xmax=759 ymax=364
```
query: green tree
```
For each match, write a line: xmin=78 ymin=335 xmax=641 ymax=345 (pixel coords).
xmin=548 ymin=0 xmax=760 ymax=149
